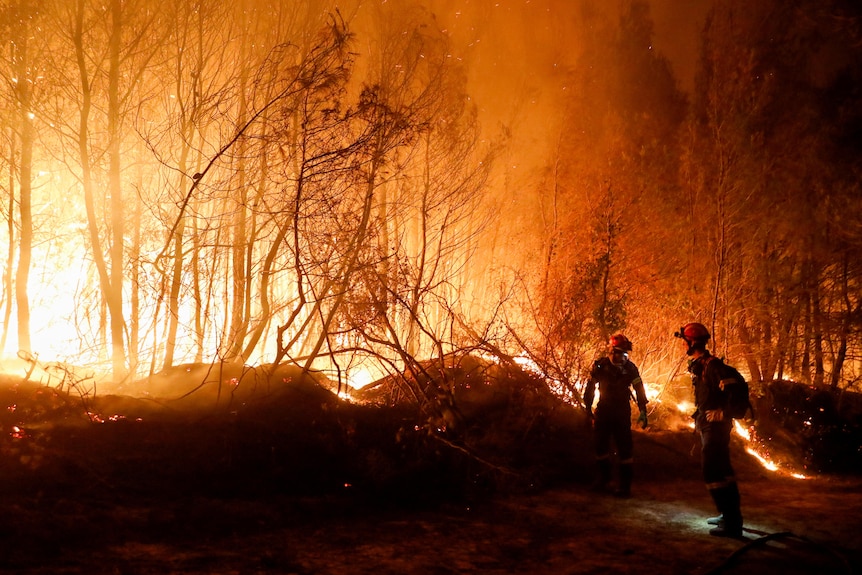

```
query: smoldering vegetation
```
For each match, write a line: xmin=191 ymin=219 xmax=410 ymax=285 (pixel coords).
xmin=0 ymin=360 xmax=858 ymax=511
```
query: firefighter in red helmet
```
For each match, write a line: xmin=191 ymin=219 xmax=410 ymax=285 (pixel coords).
xmin=584 ymin=333 xmax=649 ymax=498
xmin=675 ymin=322 xmax=744 ymax=538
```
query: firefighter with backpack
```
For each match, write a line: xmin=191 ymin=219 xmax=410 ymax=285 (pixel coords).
xmin=675 ymin=322 xmax=745 ymax=538
xmin=584 ymin=333 xmax=649 ymax=498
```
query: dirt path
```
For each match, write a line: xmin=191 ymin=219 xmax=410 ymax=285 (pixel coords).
xmin=0 ymin=469 xmax=858 ymax=574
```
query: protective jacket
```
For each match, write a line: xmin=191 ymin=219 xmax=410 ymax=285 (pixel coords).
xmin=585 ymin=357 xmax=648 ymax=414
xmin=688 ymin=351 xmax=743 ymax=535
xmin=688 ymin=352 xmax=726 ymax=415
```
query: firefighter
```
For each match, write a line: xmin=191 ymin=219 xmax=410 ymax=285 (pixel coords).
xmin=584 ymin=333 xmax=649 ymax=498
xmin=675 ymin=322 xmax=744 ymax=538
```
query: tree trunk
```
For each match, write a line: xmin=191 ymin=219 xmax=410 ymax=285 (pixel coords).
xmin=129 ymin=150 xmax=143 ymax=377
xmin=163 ymin=111 xmax=192 ymax=369
xmin=829 ymin=254 xmax=853 ymax=391
xmin=15 ymin=93 xmax=33 ymax=355
xmin=106 ymin=0 xmax=127 ymax=381
xmin=74 ymin=0 xmax=111 ymax=367
xmin=226 ymin=4 xmax=250 ymax=362
xmin=12 ymin=7 xmax=34 ymax=355
xmin=812 ymin=282 xmax=825 ymax=387
xmin=1 ymin=133 xmax=14 ymax=353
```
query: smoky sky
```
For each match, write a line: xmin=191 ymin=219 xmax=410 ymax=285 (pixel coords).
xmin=410 ymin=0 xmax=710 ymax=158
xmin=390 ymin=0 xmax=711 ymax=256
xmin=647 ymin=0 xmax=711 ymax=93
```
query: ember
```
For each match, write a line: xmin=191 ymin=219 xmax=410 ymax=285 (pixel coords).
xmin=0 ymin=0 xmax=857 ymax=571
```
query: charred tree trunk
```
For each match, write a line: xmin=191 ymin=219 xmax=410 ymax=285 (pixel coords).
xmin=830 ymin=254 xmax=854 ymax=391
xmin=812 ymin=281 xmax=825 ymax=387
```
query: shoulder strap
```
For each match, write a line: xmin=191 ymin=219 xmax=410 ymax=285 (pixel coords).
xmin=699 ymin=355 xmax=724 ymax=385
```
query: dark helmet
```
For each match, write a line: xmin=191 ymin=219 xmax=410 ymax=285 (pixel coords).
xmin=674 ymin=322 xmax=710 ymax=355
xmin=608 ymin=333 xmax=633 ymax=352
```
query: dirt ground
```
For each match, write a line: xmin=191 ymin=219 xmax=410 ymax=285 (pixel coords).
xmin=0 ymin=374 xmax=859 ymax=574
xmin=0 ymin=430 xmax=858 ymax=574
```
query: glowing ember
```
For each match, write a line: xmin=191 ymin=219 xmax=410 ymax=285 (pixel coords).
xmin=734 ymin=420 xmax=807 ymax=479
xmin=732 ymin=420 xmax=751 ymax=441
xmin=745 ymin=447 xmax=779 ymax=471
xmin=513 ymin=354 xmax=541 ymax=374
xmin=676 ymin=400 xmax=694 ymax=415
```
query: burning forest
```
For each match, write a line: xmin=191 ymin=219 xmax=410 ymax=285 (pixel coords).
xmin=0 ymin=0 xmax=861 ymax=573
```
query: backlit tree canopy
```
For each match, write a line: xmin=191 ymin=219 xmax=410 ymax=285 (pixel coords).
xmin=0 ymin=0 xmax=860 ymax=401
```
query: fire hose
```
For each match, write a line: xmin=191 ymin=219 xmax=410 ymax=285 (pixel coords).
xmin=702 ymin=530 xmax=854 ymax=575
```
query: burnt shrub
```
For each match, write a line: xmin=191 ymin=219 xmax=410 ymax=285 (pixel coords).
xmin=758 ymin=381 xmax=862 ymax=475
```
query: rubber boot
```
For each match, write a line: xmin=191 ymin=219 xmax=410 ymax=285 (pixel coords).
xmin=708 ymin=485 xmax=742 ymax=538
xmin=591 ymin=458 xmax=612 ymax=492
xmin=615 ymin=462 xmax=633 ymax=498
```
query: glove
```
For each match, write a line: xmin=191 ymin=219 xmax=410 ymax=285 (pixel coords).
xmin=705 ymin=409 xmax=724 ymax=422
xmin=637 ymin=409 xmax=648 ymax=429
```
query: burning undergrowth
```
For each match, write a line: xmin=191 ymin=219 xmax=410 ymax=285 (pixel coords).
xmin=751 ymin=381 xmax=862 ymax=475
xmin=0 ymin=359 xmax=859 ymax=513
xmin=0 ymin=359 xmax=860 ymax=575
xmin=0 ymin=358 xmax=589 ymax=508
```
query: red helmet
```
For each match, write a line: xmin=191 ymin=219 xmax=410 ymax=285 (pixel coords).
xmin=608 ymin=333 xmax=633 ymax=352
xmin=673 ymin=323 xmax=710 ymax=347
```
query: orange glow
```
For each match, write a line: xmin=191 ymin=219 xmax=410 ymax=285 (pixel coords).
xmin=745 ymin=447 xmax=779 ymax=472
xmin=734 ymin=420 xmax=807 ymax=479
xmin=732 ymin=420 xmax=751 ymax=441
xmin=345 ymin=366 xmax=378 ymax=390
xmin=675 ymin=400 xmax=694 ymax=414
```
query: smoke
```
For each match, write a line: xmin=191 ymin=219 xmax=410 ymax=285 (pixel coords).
xmin=647 ymin=0 xmax=711 ymax=93
xmin=402 ymin=0 xmax=711 ymax=273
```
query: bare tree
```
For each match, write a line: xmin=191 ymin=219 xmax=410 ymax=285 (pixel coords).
xmin=324 ymin=3 xmax=497 ymax=419
xmin=529 ymin=1 xmax=686 ymax=391
xmin=686 ymin=0 xmax=862 ymax=391
xmin=0 ymin=0 xmax=46 ymax=355
xmin=39 ymin=0 xmax=170 ymax=380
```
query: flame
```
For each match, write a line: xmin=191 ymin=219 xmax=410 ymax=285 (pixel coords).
xmin=346 ymin=367 xmax=376 ymax=389
xmin=643 ymin=382 xmax=661 ymax=403
xmin=733 ymin=420 xmax=807 ymax=479
xmin=745 ymin=447 xmax=779 ymax=471
xmin=732 ymin=420 xmax=751 ymax=441
xmin=387 ymin=350 xmax=809 ymax=481
xmin=676 ymin=400 xmax=694 ymax=414
xmin=512 ymin=353 xmax=544 ymax=375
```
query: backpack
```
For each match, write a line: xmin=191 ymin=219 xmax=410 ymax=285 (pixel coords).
xmin=707 ymin=356 xmax=754 ymax=420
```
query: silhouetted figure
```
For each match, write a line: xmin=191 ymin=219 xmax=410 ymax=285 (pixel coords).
xmin=584 ymin=333 xmax=649 ymax=498
xmin=675 ymin=322 xmax=744 ymax=538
